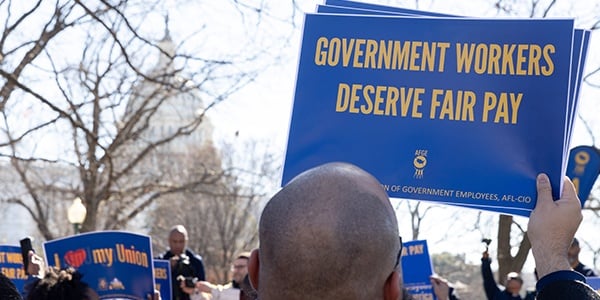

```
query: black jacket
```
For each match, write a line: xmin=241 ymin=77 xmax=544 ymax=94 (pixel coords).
xmin=158 ymin=249 xmax=206 ymax=300
xmin=536 ymin=270 xmax=600 ymax=300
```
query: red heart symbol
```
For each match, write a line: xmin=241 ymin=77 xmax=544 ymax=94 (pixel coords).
xmin=64 ymin=249 xmax=86 ymax=268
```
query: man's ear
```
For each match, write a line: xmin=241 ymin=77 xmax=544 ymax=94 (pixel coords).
xmin=384 ymin=270 xmax=401 ymax=300
xmin=248 ymin=249 xmax=260 ymax=291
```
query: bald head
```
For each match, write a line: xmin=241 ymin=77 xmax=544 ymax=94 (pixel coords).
xmin=254 ymin=162 xmax=400 ymax=300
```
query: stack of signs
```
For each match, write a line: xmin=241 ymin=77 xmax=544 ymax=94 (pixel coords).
xmin=401 ymin=240 xmax=435 ymax=299
xmin=588 ymin=277 xmax=600 ymax=293
xmin=281 ymin=0 xmax=591 ymax=217
xmin=0 ymin=245 xmax=29 ymax=295
xmin=44 ymin=231 xmax=155 ymax=300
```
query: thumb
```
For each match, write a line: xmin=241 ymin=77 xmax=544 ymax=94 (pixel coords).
xmin=535 ymin=173 xmax=553 ymax=206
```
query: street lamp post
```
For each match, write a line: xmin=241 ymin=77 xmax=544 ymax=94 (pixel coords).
xmin=68 ymin=197 xmax=87 ymax=234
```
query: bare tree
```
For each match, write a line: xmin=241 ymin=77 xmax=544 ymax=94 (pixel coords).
xmin=0 ymin=1 xmax=289 ymax=240
xmin=150 ymin=138 xmax=280 ymax=283
xmin=495 ymin=215 xmax=531 ymax=282
xmin=396 ymin=200 xmax=436 ymax=241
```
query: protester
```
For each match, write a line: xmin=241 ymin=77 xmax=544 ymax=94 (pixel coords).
xmin=247 ymin=162 xmax=600 ymax=300
xmin=24 ymin=251 xmax=160 ymax=300
xmin=182 ymin=252 xmax=252 ymax=300
xmin=20 ymin=249 xmax=98 ymax=300
xmin=248 ymin=162 xmax=402 ymax=299
xmin=158 ymin=225 xmax=206 ymax=300
xmin=481 ymin=251 xmax=523 ymax=300
xmin=528 ymin=174 xmax=600 ymax=299
xmin=25 ymin=266 xmax=98 ymax=300
xmin=568 ymin=237 xmax=598 ymax=277
xmin=0 ymin=272 xmax=22 ymax=300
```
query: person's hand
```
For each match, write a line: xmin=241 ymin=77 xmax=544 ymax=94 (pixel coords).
xmin=430 ymin=274 xmax=450 ymax=300
xmin=28 ymin=251 xmax=45 ymax=277
xmin=528 ymin=174 xmax=582 ymax=279
xmin=179 ymin=279 xmax=197 ymax=295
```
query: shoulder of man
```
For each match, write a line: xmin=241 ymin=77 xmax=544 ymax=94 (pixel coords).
xmin=186 ymin=249 xmax=203 ymax=260
xmin=537 ymin=279 xmax=600 ymax=299
xmin=536 ymin=270 xmax=600 ymax=299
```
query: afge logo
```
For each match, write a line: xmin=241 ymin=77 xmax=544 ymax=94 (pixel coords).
xmin=413 ymin=150 xmax=428 ymax=179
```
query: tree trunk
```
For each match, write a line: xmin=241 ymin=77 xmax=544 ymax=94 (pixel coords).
xmin=496 ymin=214 xmax=531 ymax=283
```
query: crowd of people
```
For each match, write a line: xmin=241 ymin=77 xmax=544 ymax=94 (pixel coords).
xmin=0 ymin=250 xmax=158 ymax=300
xmin=479 ymin=236 xmax=599 ymax=300
xmin=243 ymin=162 xmax=600 ymax=300
xmin=1 ymin=162 xmax=599 ymax=300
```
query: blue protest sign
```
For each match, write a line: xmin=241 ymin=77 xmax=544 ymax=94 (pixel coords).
xmin=322 ymin=0 xmax=589 ymax=153
xmin=44 ymin=231 xmax=154 ymax=300
xmin=282 ymin=12 xmax=575 ymax=217
xmin=401 ymin=240 xmax=435 ymax=299
xmin=587 ymin=277 xmax=600 ymax=293
xmin=315 ymin=1 xmax=590 ymax=217
xmin=154 ymin=259 xmax=172 ymax=300
xmin=0 ymin=245 xmax=29 ymax=294
xmin=566 ymin=146 xmax=600 ymax=205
